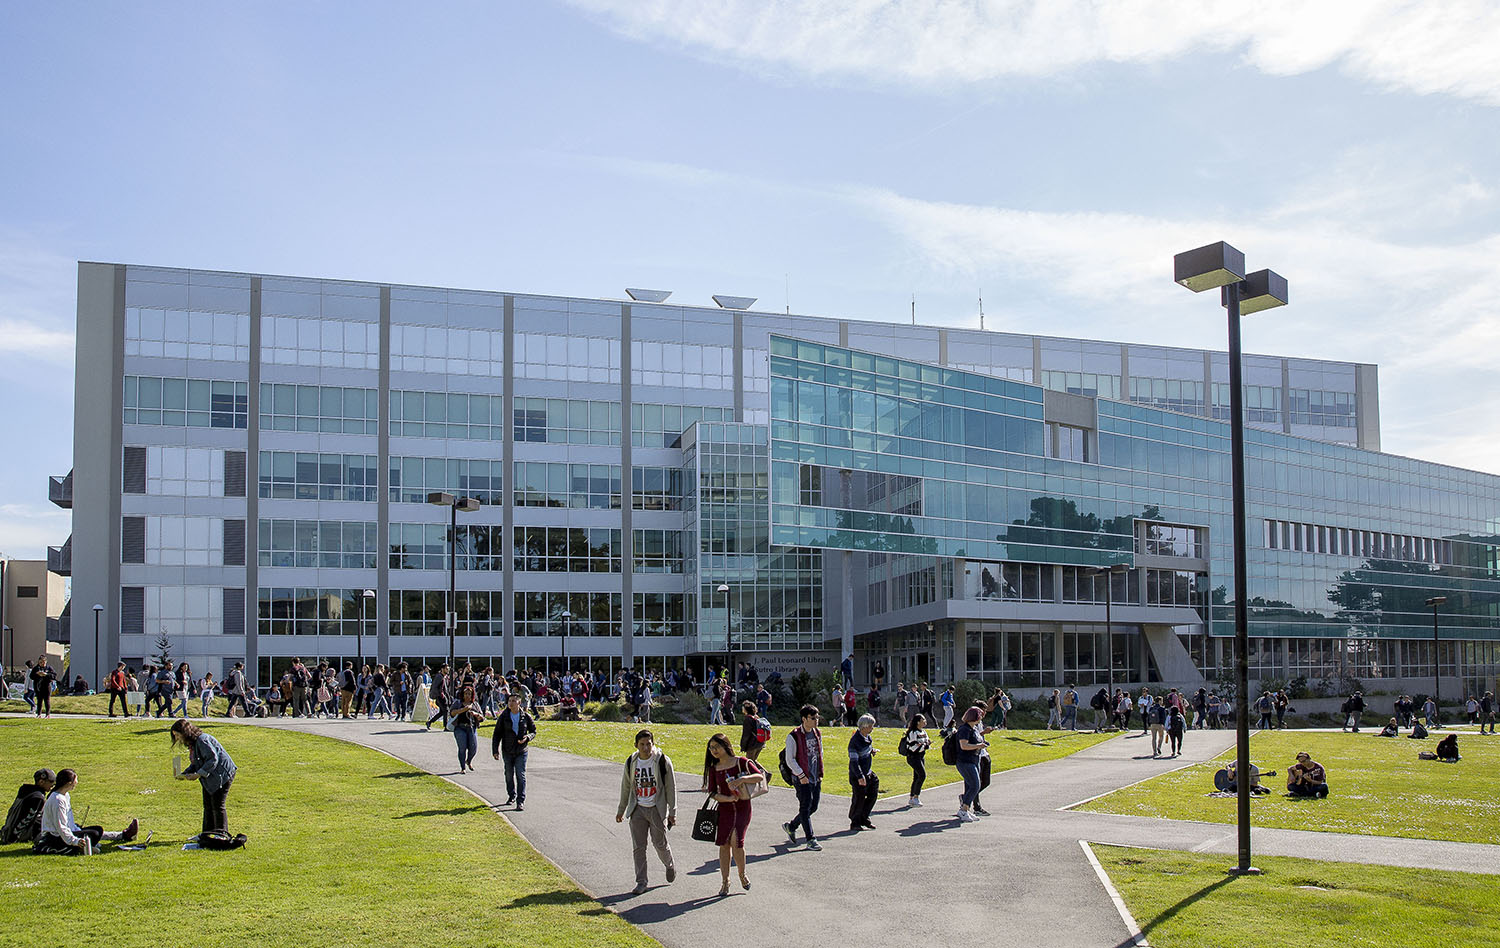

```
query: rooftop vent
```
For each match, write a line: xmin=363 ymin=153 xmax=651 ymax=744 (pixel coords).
xmin=712 ymin=294 xmax=756 ymax=310
xmin=625 ymin=288 xmax=672 ymax=303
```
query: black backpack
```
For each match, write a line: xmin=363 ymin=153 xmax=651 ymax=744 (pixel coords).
xmin=1 ymin=793 xmax=44 ymax=844
xmin=777 ymin=747 xmax=796 ymax=786
xmin=198 ymin=830 xmax=247 ymax=850
xmin=940 ymin=727 xmax=959 ymax=766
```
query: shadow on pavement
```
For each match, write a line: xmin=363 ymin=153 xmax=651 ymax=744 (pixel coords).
xmin=610 ymin=893 xmax=733 ymax=920
xmin=895 ymin=818 xmax=961 ymax=837
xmin=373 ymin=771 xmax=424 ymax=779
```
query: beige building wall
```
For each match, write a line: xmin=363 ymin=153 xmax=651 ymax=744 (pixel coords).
xmin=3 ymin=560 xmax=67 ymax=671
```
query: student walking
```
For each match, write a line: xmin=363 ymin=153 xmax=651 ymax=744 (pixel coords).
xmin=1166 ymin=706 xmax=1186 ymax=757
xmin=847 ymin=714 xmax=879 ymax=831
xmin=940 ymin=684 xmax=956 ymax=727
xmin=198 ymin=672 xmax=215 ymax=718
xmin=702 ymin=733 xmax=763 ymax=896
xmin=1046 ymin=689 xmax=1062 ymax=729
xmin=105 ymin=663 xmax=129 ymax=718
xmin=29 ymin=657 xmax=57 ymax=718
xmin=954 ymin=707 xmax=988 ymax=823
xmin=616 ymin=729 xmax=677 ymax=894
xmin=451 ymin=685 xmax=483 ymax=773
xmin=781 ymin=704 xmax=824 ymax=851
xmin=171 ymin=719 xmax=237 ymax=837
xmin=739 ymin=700 xmax=767 ymax=762
xmin=902 ymin=713 xmax=931 ymax=807
xmin=492 ymin=692 xmax=536 ymax=810
xmin=1148 ymin=696 xmax=1169 ymax=757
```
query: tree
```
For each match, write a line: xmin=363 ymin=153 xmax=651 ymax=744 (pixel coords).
xmin=153 ymin=630 xmax=172 ymax=666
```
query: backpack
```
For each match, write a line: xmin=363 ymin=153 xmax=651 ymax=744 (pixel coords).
xmin=1090 ymin=691 xmax=1105 ymax=710
xmin=1 ymin=793 xmax=44 ymax=845
xmin=754 ymin=717 xmax=772 ymax=745
xmin=1340 ymin=699 xmax=1352 ymax=714
xmin=198 ymin=830 xmax=247 ymax=850
xmin=777 ymin=747 xmax=796 ymax=786
xmin=940 ymin=727 xmax=959 ymax=766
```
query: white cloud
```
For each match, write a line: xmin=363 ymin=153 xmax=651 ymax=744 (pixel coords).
xmin=0 ymin=318 xmax=74 ymax=363
xmin=568 ymin=0 xmax=1500 ymax=104
xmin=0 ymin=504 xmax=70 ymax=562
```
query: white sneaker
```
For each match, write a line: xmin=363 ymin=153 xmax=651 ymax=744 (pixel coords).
xmin=957 ymin=809 xmax=978 ymax=823
xmin=909 ymin=796 xmax=923 ymax=808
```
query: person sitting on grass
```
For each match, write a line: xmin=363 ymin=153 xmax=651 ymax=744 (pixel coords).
xmin=1286 ymin=752 xmax=1329 ymax=798
xmin=1409 ymin=719 xmax=1429 ymax=740
xmin=1225 ymin=760 xmax=1270 ymax=795
xmin=33 ymin=769 xmax=139 ymax=855
xmin=1378 ymin=717 xmax=1400 ymax=737
xmin=1436 ymin=733 xmax=1460 ymax=762
xmin=2 ymin=768 xmax=55 ymax=844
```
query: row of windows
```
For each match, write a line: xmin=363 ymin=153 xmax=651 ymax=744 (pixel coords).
xmin=260 ymin=383 xmax=380 ymax=434
xmin=258 ymin=520 xmax=380 ymax=569
xmin=631 ymin=403 xmax=735 ymax=447
xmin=1129 ymin=376 xmax=1204 ymax=412
xmin=1264 ymin=519 xmax=1456 ymax=565
xmin=514 ymin=397 xmax=622 ymax=444
xmin=1289 ymin=388 xmax=1358 ymax=428
xmin=1210 ymin=383 xmax=1281 ymax=423
xmin=390 ymin=390 xmax=508 ymax=440
xmin=263 ymin=316 xmax=379 ymax=369
xmin=123 ymin=377 xmax=248 ymax=429
xmin=259 ymin=453 xmax=380 ymax=502
xmin=513 ymin=463 xmax=622 ymax=508
xmin=513 ymin=527 xmax=622 ymax=573
xmin=125 ymin=308 xmax=250 ymax=362
xmin=390 ymin=457 xmax=503 ymax=505
xmin=1042 ymin=370 xmax=1121 ymax=400
xmin=393 ymin=324 xmax=506 ymax=376
xmin=1140 ymin=523 xmax=1206 ymax=559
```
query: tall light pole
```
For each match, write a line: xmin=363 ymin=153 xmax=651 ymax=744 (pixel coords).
xmin=1175 ymin=241 xmax=1288 ymax=877
xmin=1092 ymin=564 xmax=1128 ymax=723
xmin=716 ymin=584 xmax=731 ymax=685
xmin=359 ymin=589 xmax=375 ymax=671
xmin=1425 ymin=596 xmax=1446 ymax=728
xmin=92 ymin=604 xmax=104 ymax=689
xmin=558 ymin=609 xmax=571 ymax=676
xmin=426 ymin=492 xmax=481 ymax=670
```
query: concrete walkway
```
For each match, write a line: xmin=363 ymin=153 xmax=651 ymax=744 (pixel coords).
xmin=247 ymin=717 xmax=1499 ymax=948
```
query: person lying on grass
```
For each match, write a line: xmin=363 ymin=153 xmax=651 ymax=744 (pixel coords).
xmin=1286 ymin=752 xmax=1328 ymax=799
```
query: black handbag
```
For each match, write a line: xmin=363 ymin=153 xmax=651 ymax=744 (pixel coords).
xmin=690 ymin=798 xmax=719 ymax=843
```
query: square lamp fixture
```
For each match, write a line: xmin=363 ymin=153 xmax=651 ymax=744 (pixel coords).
xmin=1174 ymin=241 xmax=1246 ymax=292
xmin=1237 ymin=269 xmax=1289 ymax=315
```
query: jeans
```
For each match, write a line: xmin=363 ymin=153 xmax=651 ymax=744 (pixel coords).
xmin=369 ymin=687 xmax=389 ymax=718
xmin=174 ymin=695 xmax=189 ymax=717
xmin=789 ymin=779 xmax=821 ymax=841
xmin=454 ymin=725 xmax=478 ymax=770
xmin=108 ymin=689 xmax=127 ymax=716
xmin=908 ymin=753 xmax=926 ymax=797
xmin=956 ymin=761 xmax=981 ymax=808
xmin=1062 ymin=706 xmax=1077 ymax=729
xmin=201 ymin=778 xmax=232 ymax=835
xmin=709 ymin=701 xmax=722 ymax=725
xmin=503 ymin=749 xmax=528 ymax=802
xmin=200 ymin=693 xmax=212 ymax=717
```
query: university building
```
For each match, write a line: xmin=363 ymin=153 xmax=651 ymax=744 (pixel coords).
xmin=56 ymin=263 xmax=1500 ymax=696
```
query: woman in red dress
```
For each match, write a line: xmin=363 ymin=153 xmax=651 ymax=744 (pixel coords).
xmin=701 ymin=732 xmax=763 ymax=896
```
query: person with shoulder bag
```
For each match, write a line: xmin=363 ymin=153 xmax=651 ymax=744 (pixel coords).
xmin=491 ymin=692 xmax=536 ymax=810
xmin=847 ymin=714 xmax=880 ymax=831
xmin=701 ymin=732 xmax=763 ymax=896
xmin=616 ymin=729 xmax=678 ymax=895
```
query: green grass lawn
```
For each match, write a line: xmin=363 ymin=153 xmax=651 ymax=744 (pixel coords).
xmin=1078 ymin=731 xmax=1500 ymax=844
xmin=1 ymin=693 xmax=231 ymax=716
xmin=0 ymin=719 xmax=656 ymax=948
xmin=516 ymin=721 xmax=1113 ymax=797
xmin=1095 ymin=844 xmax=1500 ymax=948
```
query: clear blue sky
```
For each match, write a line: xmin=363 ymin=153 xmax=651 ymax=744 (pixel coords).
xmin=2 ymin=1 xmax=1497 ymax=557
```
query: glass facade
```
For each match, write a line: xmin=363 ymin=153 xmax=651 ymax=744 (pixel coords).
xmin=100 ymin=262 xmax=1494 ymax=692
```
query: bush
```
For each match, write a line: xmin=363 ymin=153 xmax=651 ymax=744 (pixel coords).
xmin=591 ymin=699 xmax=625 ymax=722
xmin=655 ymin=691 xmax=708 ymax=725
xmin=953 ymin=679 xmax=988 ymax=713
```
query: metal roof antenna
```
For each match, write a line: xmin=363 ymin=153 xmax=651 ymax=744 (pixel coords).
xmin=911 ymin=292 xmax=915 ymax=326
xmin=979 ymin=287 xmax=985 ymax=331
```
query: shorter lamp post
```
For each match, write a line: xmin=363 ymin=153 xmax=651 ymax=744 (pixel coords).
xmin=1091 ymin=564 xmax=1128 ymax=721
xmin=716 ymin=584 xmax=731 ymax=682
xmin=1425 ymin=596 xmax=1447 ymax=727
xmin=558 ymin=610 xmax=571 ymax=675
xmin=426 ymin=491 xmax=481 ymax=669
xmin=359 ymin=589 xmax=375 ymax=671
xmin=92 ymin=604 xmax=104 ymax=689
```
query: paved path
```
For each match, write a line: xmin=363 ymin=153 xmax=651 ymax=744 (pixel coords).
xmin=15 ymin=713 xmax=1497 ymax=946
xmin=248 ymin=717 xmax=1499 ymax=948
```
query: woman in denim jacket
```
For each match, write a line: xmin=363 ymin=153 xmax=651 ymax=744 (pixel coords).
xmin=171 ymin=718 xmax=237 ymax=837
